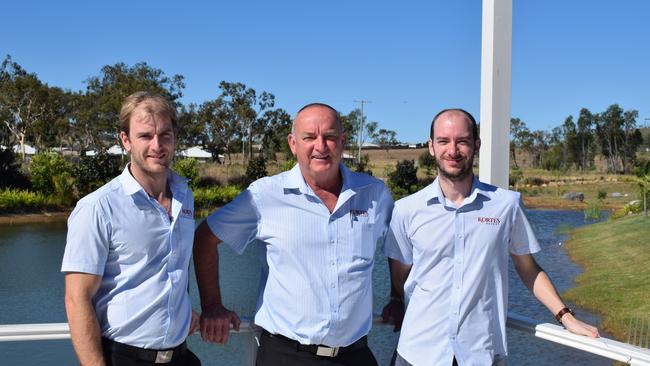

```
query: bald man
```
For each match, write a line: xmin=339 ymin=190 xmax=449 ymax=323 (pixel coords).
xmin=193 ymin=103 xmax=394 ymax=366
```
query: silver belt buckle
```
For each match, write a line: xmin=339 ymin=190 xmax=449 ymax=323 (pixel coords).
xmin=155 ymin=349 xmax=174 ymax=363
xmin=316 ymin=346 xmax=339 ymax=357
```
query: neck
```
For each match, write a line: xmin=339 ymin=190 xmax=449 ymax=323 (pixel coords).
xmin=128 ymin=164 xmax=169 ymax=199
xmin=301 ymin=168 xmax=342 ymax=197
xmin=438 ymin=173 xmax=474 ymax=207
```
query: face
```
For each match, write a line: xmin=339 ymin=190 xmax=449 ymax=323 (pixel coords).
xmin=288 ymin=106 xmax=345 ymax=182
xmin=120 ymin=102 xmax=176 ymax=179
xmin=429 ymin=111 xmax=480 ymax=182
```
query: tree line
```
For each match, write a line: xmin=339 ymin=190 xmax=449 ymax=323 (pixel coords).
xmin=510 ymin=106 xmax=645 ymax=174
xmin=0 ymin=55 xmax=400 ymax=165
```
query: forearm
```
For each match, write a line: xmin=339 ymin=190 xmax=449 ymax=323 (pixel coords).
xmin=193 ymin=223 xmax=223 ymax=309
xmin=65 ymin=295 xmax=105 ymax=366
xmin=513 ymin=254 xmax=566 ymax=315
xmin=388 ymin=258 xmax=411 ymax=299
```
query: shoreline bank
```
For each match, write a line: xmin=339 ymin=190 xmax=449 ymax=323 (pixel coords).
xmin=563 ymin=213 xmax=649 ymax=341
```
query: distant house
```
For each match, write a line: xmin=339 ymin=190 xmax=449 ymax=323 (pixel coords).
xmin=85 ymin=145 xmax=126 ymax=157
xmin=12 ymin=144 xmax=37 ymax=156
xmin=178 ymin=146 xmax=213 ymax=162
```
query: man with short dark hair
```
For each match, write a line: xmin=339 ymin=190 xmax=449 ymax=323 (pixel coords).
xmin=382 ymin=109 xmax=598 ymax=366
xmin=193 ymin=103 xmax=394 ymax=366
xmin=62 ymin=92 xmax=200 ymax=366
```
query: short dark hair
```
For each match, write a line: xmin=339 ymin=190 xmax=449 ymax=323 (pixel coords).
xmin=430 ymin=108 xmax=479 ymax=141
xmin=293 ymin=103 xmax=342 ymax=133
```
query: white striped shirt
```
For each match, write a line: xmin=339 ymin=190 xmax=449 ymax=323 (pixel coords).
xmin=206 ymin=164 xmax=393 ymax=346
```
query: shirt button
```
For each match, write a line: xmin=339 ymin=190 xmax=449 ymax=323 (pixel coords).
xmin=331 ymin=283 xmax=336 ymax=288
xmin=453 ymin=311 xmax=458 ymax=315
xmin=457 ymin=234 xmax=463 ymax=239
xmin=330 ymin=239 xmax=335 ymax=244
xmin=330 ymin=261 xmax=335 ymax=266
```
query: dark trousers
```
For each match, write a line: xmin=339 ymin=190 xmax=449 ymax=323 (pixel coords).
xmin=102 ymin=338 xmax=201 ymax=366
xmin=256 ymin=331 xmax=378 ymax=366
xmin=394 ymin=352 xmax=458 ymax=366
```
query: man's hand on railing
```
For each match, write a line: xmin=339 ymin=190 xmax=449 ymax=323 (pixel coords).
xmin=561 ymin=313 xmax=600 ymax=338
xmin=199 ymin=304 xmax=241 ymax=344
xmin=381 ymin=297 xmax=405 ymax=332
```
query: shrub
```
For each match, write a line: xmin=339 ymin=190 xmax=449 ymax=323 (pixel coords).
xmin=29 ymin=152 xmax=72 ymax=194
xmin=354 ymin=154 xmax=373 ymax=176
xmin=245 ymin=156 xmax=267 ymax=185
xmin=584 ymin=200 xmax=603 ymax=221
xmin=509 ymin=168 xmax=523 ymax=188
xmin=389 ymin=160 xmax=418 ymax=191
xmin=0 ymin=148 xmax=30 ymax=189
xmin=0 ymin=188 xmax=58 ymax=213
xmin=418 ymin=150 xmax=435 ymax=169
xmin=194 ymin=186 xmax=242 ymax=210
xmin=597 ymin=190 xmax=607 ymax=200
xmin=173 ymin=158 xmax=200 ymax=189
xmin=522 ymin=176 xmax=548 ymax=186
xmin=72 ymin=152 xmax=121 ymax=196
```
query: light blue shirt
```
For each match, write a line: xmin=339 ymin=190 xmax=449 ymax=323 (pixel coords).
xmin=206 ymin=164 xmax=393 ymax=347
xmin=384 ymin=177 xmax=540 ymax=366
xmin=61 ymin=166 xmax=195 ymax=349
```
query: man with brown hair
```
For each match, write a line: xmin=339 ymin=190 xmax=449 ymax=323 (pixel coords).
xmin=62 ymin=92 xmax=200 ymax=366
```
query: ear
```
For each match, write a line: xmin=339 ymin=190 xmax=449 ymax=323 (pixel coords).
xmin=120 ymin=131 xmax=131 ymax=152
xmin=288 ymin=133 xmax=297 ymax=156
xmin=474 ymin=138 xmax=481 ymax=154
xmin=428 ymin=138 xmax=435 ymax=157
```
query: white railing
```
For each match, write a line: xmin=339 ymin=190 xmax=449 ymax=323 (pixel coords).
xmin=2 ymin=313 xmax=650 ymax=365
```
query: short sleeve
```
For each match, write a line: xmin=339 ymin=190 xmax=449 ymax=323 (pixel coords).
xmin=383 ymin=203 xmax=413 ymax=265
xmin=509 ymin=195 xmax=541 ymax=255
xmin=61 ymin=202 xmax=111 ymax=275
xmin=205 ymin=184 xmax=261 ymax=255
xmin=375 ymin=183 xmax=395 ymax=246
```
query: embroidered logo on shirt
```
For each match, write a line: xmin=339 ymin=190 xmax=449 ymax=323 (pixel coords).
xmin=478 ymin=216 xmax=501 ymax=225
xmin=350 ymin=209 xmax=369 ymax=217
xmin=181 ymin=208 xmax=193 ymax=218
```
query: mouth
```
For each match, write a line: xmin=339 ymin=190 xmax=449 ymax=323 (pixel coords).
xmin=148 ymin=153 xmax=167 ymax=161
xmin=311 ymin=154 xmax=330 ymax=161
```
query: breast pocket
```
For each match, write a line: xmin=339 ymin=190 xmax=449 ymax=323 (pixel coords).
xmin=350 ymin=215 xmax=376 ymax=260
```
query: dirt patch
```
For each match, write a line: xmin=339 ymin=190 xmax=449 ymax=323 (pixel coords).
xmin=0 ymin=211 xmax=69 ymax=225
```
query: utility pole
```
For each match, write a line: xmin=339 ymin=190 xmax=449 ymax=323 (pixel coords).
xmin=353 ymin=100 xmax=371 ymax=164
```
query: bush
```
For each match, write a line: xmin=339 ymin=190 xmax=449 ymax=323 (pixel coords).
xmin=389 ymin=160 xmax=418 ymax=190
xmin=418 ymin=150 xmax=435 ymax=169
xmin=194 ymin=186 xmax=241 ymax=210
xmin=597 ymin=190 xmax=607 ymax=200
xmin=72 ymin=152 xmax=122 ymax=196
xmin=584 ymin=200 xmax=603 ymax=221
xmin=245 ymin=156 xmax=268 ymax=185
xmin=173 ymin=158 xmax=200 ymax=189
xmin=29 ymin=152 xmax=72 ymax=194
xmin=509 ymin=168 xmax=523 ymax=187
xmin=522 ymin=176 xmax=548 ymax=186
xmin=0 ymin=148 xmax=30 ymax=189
xmin=0 ymin=188 xmax=58 ymax=213
xmin=354 ymin=154 xmax=373 ymax=176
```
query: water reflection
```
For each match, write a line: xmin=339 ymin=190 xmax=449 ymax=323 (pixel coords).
xmin=0 ymin=211 xmax=612 ymax=365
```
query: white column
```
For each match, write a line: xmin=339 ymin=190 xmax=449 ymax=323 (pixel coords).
xmin=479 ymin=0 xmax=512 ymax=189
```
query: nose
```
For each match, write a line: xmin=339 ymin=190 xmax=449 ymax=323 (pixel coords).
xmin=151 ymin=134 xmax=161 ymax=150
xmin=315 ymin=135 xmax=327 ymax=151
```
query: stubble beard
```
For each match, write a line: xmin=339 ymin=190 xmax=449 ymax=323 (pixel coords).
xmin=435 ymin=155 xmax=474 ymax=182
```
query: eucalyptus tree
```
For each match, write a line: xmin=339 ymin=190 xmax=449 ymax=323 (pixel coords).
xmin=0 ymin=55 xmax=49 ymax=160
xmin=75 ymin=62 xmax=185 ymax=152
xmin=374 ymin=128 xmax=398 ymax=158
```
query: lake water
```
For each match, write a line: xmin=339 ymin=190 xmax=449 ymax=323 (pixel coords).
xmin=0 ymin=210 xmax=612 ymax=365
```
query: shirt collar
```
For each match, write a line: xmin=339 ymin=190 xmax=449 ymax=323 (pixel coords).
xmin=283 ymin=163 xmax=361 ymax=194
xmin=118 ymin=164 xmax=188 ymax=199
xmin=426 ymin=175 xmax=491 ymax=207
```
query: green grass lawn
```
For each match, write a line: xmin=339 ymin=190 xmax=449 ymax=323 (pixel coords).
xmin=564 ymin=214 xmax=650 ymax=341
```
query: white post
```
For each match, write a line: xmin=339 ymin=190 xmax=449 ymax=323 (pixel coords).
xmin=479 ymin=0 xmax=512 ymax=189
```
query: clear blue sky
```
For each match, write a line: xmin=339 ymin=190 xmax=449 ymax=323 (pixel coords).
xmin=2 ymin=0 xmax=649 ymax=143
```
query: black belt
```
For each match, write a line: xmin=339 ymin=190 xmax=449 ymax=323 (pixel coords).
xmin=261 ymin=330 xmax=367 ymax=357
xmin=102 ymin=337 xmax=187 ymax=364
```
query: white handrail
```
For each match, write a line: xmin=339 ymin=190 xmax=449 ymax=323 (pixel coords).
xmin=2 ymin=313 xmax=650 ymax=365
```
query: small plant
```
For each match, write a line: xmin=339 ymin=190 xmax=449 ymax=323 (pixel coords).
xmin=389 ymin=160 xmax=418 ymax=192
xmin=584 ymin=200 xmax=603 ymax=221
xmin=73 ymin=152 xmax=121 ymax=196
xmin=597 ymin=190 xmax=607 ymax=200
xmin=245 ymin=156 xmax=268 ymax=185
xmin=173 ymin=158 xmax=200 ymax=189
xmin=509 ymin=168 xmax=523 ymax=188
